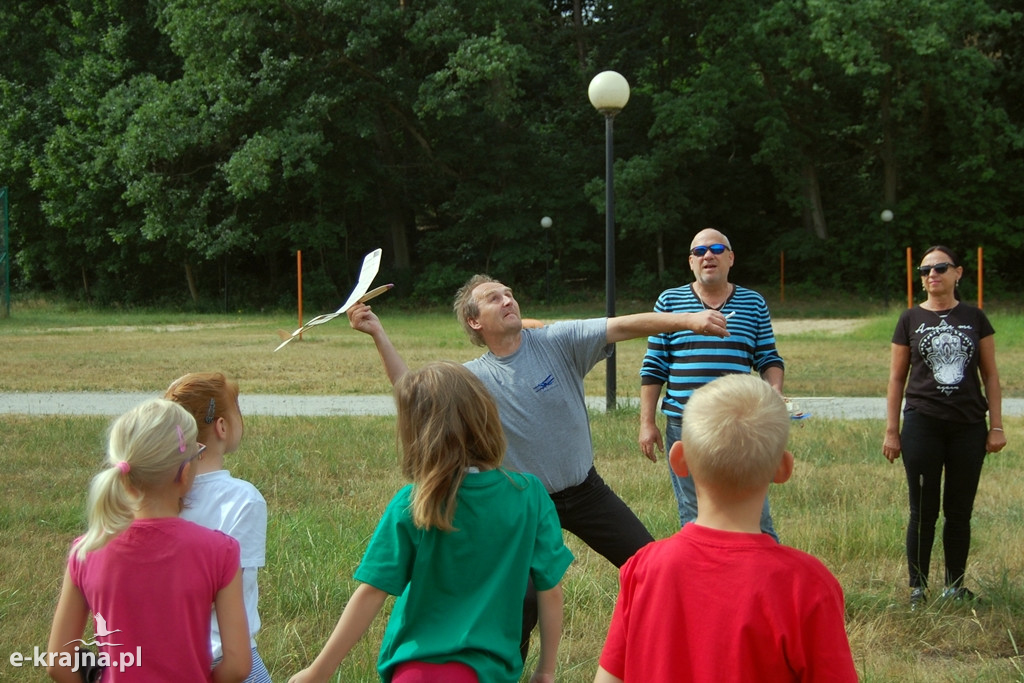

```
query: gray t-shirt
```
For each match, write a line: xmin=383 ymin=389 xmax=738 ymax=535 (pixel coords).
xmin=464 ymin=318 xmax=610 ymax=493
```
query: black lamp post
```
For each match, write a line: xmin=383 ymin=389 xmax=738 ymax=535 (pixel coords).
xmin=541 ymin=215 xmax=552 ymax=296
xmin=588 ymin=71 xmax=630 ymax=411
xmin=881 ymin=208 xmax=894 ymax=307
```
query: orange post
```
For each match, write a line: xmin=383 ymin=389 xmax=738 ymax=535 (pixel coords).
xmin=297 ymin=250 xmax=304 ymax=340
xmin=977 ymin=246 xmax=983 ymax=309
xmin=780 ymin=250 xmax=785 ymax=303
xmin=906 ymin=247 xmax=913 ymax=309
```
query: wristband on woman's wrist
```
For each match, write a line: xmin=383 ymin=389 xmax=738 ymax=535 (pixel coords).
xmin=990 ymin=427 xmax=1004 ymax=432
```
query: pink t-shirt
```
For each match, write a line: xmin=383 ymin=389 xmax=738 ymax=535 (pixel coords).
xmin=68 ymin=517 xmax=240 ymax=681
xmin=599 ymin=524 xmax=858 ymax=682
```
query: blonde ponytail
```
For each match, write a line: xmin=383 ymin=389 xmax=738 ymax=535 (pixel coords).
xmin=73 ymin=399 xmax=197 ymax=561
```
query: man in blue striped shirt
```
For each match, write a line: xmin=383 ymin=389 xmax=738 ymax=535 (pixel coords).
xmin=639 ymin=228 xmax=785 ymax=539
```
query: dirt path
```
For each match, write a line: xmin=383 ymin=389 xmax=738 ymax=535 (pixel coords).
xmin=772 ymin=318 xmax=866 ymax=335
xmin=48 ymin=318 xmax=868 ymax=336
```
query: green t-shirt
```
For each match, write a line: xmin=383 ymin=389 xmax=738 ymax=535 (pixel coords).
xmin=355 ymin=468 xmax=574 ymax=682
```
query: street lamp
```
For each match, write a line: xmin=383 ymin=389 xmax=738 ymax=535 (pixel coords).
xmin=541 ymin=216 xmax=553 ymax=296
xmin=881 ymin=208 xmax=894 ymax=307
xmin=589 ymin=70 xmax=630 ymax=411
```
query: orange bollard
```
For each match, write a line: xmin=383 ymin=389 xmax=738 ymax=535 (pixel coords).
xmin=977 ymin=247 xmax=983 ymax=309
xmin=297 ymin=250 xmax=304 ymax=340
xmin=906 ymin=247 xmax=913 ymax=309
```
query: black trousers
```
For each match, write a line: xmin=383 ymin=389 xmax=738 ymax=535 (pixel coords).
xmin=520 ymin=466 xmax=654 ymax=661
xmin=900 ymin=409 xmax=987 ymax=589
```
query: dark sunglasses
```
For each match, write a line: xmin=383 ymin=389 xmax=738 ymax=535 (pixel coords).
xmin=918 ymin=262 xmax=955 ymax=276
xmin=690 ymin=243 xmax=730 ymax=257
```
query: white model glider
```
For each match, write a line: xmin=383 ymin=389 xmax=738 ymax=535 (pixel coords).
xmin=274 ymin=248 xmax=392 ymax=351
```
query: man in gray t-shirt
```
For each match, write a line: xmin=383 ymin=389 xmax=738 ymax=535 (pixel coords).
xmin=348 ymin=274 xmax=727 ymax=653
xmin=464 ymin=317 xmax=608 ymax=494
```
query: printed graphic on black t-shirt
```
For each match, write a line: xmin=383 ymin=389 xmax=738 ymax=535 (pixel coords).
xmin=916 ymin=318 xmax=974 ymax=395
xmin=896 ymin=305 xmax=992 ymax=424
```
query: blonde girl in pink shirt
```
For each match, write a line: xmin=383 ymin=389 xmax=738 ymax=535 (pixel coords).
xmin=46 ymin=399 xmax=251 ymax=682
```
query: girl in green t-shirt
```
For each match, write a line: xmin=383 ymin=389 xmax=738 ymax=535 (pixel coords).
xmin=289 ymin=361 xmax=573 ymax=683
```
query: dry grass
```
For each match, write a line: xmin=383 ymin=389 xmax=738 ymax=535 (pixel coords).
xmin=2 ymin=306 xmax=1023 ymax=681
xmin=3 ymin=307 xmax=1021 ymax=397
xmin=3 ymin=413 xmax=1023 ymax=682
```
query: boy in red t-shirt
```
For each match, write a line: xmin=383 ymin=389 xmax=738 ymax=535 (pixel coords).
xmin=595 ymin=374 xmax=858 ymax=683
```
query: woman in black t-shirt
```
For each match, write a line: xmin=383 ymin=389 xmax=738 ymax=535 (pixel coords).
xmin=882 ymin=245 xmax=1006 ymax=609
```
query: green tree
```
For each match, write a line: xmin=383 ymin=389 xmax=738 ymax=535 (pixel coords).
xmin=0 ymin=2 xmax=70 ymax=292
xmin=613 ymin=0 xmax=1024 ymax=295
xmin=31 ymin=1 xmax=178 ymax=301
xmin=4 ymin=0 xmax=1022 ymax=305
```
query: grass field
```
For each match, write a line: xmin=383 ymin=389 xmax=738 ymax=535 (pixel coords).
xmin=1 ymin=301 xmax=1023 ymax=681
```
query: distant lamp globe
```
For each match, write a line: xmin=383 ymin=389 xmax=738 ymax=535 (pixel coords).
xmin=588 ymin=71 xmax=630 ymax=113
xmin=540 ymin=216 xmax=553 ymax=229
xmin=880 ymin=209 xmax=894 ymax=222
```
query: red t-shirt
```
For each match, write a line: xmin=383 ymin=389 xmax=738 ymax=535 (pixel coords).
xmin=68 ymin=517 xmax=240 ymax=681
xmin=599 ymin=524 xmax=857 ymax=682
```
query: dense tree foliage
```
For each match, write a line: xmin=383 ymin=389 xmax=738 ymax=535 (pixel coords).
xmin=2 ymin=0 xmax=1021 ymax=310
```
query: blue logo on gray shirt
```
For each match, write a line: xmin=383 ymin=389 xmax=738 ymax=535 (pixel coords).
xmin=533 ymin=374 xmax=556 ymax=392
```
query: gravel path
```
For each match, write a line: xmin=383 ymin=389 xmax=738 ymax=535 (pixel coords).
xmin=7 ymin=319 xmax=1017 ymax=419
xmin=2 ymin=392 xmax=1022 ymax=420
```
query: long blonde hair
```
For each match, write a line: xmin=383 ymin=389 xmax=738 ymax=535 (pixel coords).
xmin=394 ymin=361 xmax=505 ymax=531
xmin=72 ymin=399 xmax=198 ymax=561
xmin=165 ymin=371 xmax=241 ymax=442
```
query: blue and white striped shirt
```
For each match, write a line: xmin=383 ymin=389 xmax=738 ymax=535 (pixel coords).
xmin=640 ymin=284 xmax=784 ymax=417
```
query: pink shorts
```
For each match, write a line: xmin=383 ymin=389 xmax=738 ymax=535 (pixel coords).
xmin=392 ymin=660 xmax=479 ymax=683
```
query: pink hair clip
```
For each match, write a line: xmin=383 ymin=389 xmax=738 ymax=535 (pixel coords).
xmin=176 ymin=425 xmax=187 ymax=453
xmin=116 ymin=461 xmax=131 ymax=474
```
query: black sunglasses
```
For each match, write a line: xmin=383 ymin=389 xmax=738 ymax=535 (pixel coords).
xmin=690 ymin=243 xmax=730 ymax=257
xmin=918 ymin=262 xmax=955 ymax=276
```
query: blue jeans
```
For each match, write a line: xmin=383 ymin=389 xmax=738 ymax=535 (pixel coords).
xmin=900 ymin=409 xmax=987 ymax=589
xmin=666 ymin=416 xmax=779 ymax=541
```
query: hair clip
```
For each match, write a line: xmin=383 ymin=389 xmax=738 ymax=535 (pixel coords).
xmin=176 ymin=425 xmax=187 ymax=453
xmin=204 ymin=398 xmax=216 ymax=424
xmin=116 ymin=461 xmax=131 ymax=474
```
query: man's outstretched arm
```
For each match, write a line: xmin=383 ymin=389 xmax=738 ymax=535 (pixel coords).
xmin=606 ymin=310 xmax=729 ymax=344
xmin=347 ymin=303 xmax=410 ymax=385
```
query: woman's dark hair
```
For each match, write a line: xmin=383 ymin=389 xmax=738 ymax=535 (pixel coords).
xmin=922 ymin=245 xmax=962 ymax=301
xmin=922 ymin=244 xmax=959 ymax=265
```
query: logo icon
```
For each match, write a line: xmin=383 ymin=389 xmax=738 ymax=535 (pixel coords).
xmin=533 ymin=374 xmax=556 ymax=392
xmin=64 ymin=613 xmax=123 ymax=648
